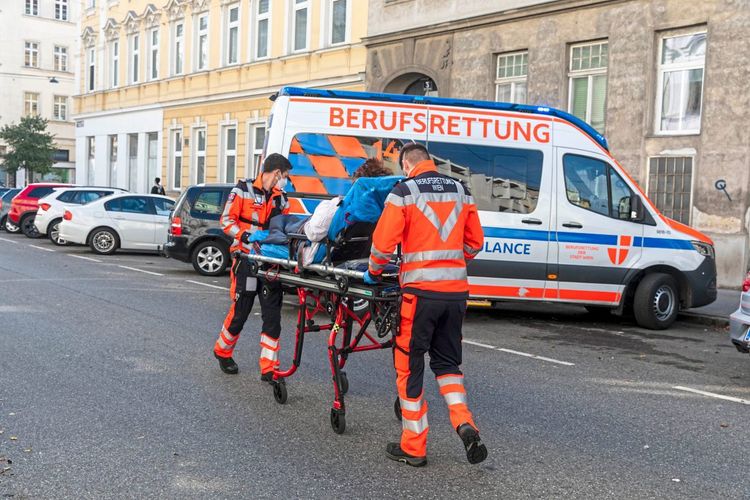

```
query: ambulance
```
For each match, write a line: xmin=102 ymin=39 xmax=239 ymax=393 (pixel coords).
xmin=262 ymin=87 xmax=717 ymax=330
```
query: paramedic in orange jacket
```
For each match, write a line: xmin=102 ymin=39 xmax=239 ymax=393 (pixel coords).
xmin=213 ymin=153 xmax=291 ymax=380
xmin=364 ymin=143 xmax=487 ymax=467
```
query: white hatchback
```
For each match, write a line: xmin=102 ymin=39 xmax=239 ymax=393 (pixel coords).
xmin=35 ymin=187 xmax=126 ymax=245
xmin=59 ymin=193 xmax=175 ymax=255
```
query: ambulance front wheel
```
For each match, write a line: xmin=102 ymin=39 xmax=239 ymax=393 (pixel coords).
xmin=633 ymin=273 xmax=679 ymax=330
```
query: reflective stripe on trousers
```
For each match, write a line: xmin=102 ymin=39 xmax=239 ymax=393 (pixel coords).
xmin=436 ymin=373 xmax=475 ymax=430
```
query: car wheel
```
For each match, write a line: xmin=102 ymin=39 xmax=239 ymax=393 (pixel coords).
xmin=20 ymin=214 xmax=41 ymax=238
xmin=5 ymin=217 xmax=20 ymax=233
xmin=633 ymin=273 xmax=679 ymax=330
xmin=89 ymin=228 xmax=119 ymax=255
xmin=192 ymin=240 xmax=229 ymax=276
xmin=48 ymin=218 xmax=66 ymax=245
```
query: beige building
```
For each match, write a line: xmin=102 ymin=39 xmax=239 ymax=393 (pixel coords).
xmin=73 ymin=0 xmax=367 ymax=194
xmin=365 ymin=0 xmax=750 ymax=287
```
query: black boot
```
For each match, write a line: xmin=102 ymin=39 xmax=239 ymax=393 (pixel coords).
xmin=260 ymin=372 xmax=274 ymax=383
xmin=385 ymin=442 xmax=427 ymax=467
xmin=214 ymin=352 xmax=238 ymax=375
xmin=457 ymin=424 xmax=487 ymax=464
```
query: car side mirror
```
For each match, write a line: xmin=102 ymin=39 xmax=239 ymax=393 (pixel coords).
xmin=630 ymin=194 xmax=645 ymax=222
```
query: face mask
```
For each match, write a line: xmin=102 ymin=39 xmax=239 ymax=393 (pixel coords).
xmin=276 ymin=176 xmax=288 ymax=190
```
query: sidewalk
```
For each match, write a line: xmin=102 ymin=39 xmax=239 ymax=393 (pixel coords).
xmin=681 ymin=288 xmax=740 ymax=326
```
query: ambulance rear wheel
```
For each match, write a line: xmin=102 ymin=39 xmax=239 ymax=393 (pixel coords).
xmin=633 ymin=273 xmax=679 ymax=330
xmin=273 ymin=380 xmax=287 ymax=404
xmin=330 ymin=408 xmax=346 ymax=434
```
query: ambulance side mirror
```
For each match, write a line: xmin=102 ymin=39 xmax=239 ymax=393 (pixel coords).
xmin=630 ymin=194 xmax=645 ymax=223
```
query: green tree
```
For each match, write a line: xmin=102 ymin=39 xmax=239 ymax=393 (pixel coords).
xmin=0 ymin=115 xmax=56 ymax=187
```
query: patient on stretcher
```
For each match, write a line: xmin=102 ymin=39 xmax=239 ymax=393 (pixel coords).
xmin=255 ymin=158 xmax=402 ymax=266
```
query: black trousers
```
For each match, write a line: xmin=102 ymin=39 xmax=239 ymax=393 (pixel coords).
xmin=226 ymin=278 xmax=283 ymax=339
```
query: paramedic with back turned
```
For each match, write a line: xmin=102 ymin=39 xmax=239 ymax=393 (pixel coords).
xmin=364 ymin=143 xmax=487 ymax=467
xmin=213 ymin=153 xmax=291 ymax=379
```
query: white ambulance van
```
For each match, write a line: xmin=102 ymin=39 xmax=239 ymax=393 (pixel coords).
xmin=262 ymin=87 xmax=717 ymax=330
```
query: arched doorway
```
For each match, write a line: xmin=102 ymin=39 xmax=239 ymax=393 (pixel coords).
xmin=383 ymin=72 xmax=438 ymax=96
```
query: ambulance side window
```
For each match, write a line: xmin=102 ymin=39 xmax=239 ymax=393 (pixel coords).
xmin=609 ymin=169 xmax=633 ymax=220
xmin=563 ymin=154 xmax=634 ymax=220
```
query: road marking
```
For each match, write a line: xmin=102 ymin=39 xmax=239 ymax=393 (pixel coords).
xmin=0 ymin=237 xmax=18 ymax=244
xmin=496 ymin=347 xmax=576 ymax=366
xmin=69 ymin=254 xmax=103 ymax=263
xmin=29 ymin=244 xmax=54 ymax=252
xmin=462 ymin=339 xmax=575 ymax=366
xmin=186 ymin=280 xmax=230 ymax=291
xmin=673 ymin=386 xmax=750 ymax=405
xmin=118 ymin=265 xmax=164 ymax=276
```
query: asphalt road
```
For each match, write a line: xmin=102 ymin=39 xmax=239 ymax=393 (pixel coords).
xmin=1 ymin=231 xmax=748 ymax=499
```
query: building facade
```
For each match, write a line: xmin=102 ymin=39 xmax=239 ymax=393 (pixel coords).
xmin=0 ymin=0 xmax=78 ymax=186
xmin=73 ymin=0 xmax=367 ymax=195
xmin=365 ymin=0 xmax=750 ymax=287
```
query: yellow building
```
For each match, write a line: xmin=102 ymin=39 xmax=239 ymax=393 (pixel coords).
xmin=73 ymin=0 xmax=367 ymax=193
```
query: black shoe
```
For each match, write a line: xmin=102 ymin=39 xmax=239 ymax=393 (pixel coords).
xmin=385 ymin=442 xmax=427 ymax=467
xmin=260 ymin=372 xmax=274 ymax=383
xmin=457 ymin=424 xmax=488 ymax=464
xmin=214 ymin=352 xmax=238 ymax=375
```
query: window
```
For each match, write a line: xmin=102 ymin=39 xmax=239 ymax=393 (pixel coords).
xmin=329 ymin=0 xmax=347 ymax=45
xmin=222 ymin=126 xmax=237 ymax=183
xmin=291 ymin=0 xmax=309 ymax=52
xmin=27 ymin=187 xmax=55 ymax=198
xmin=647 ymin=157 xmax=693 ymax=224
xmin=171 ymin=129 xmax=183 ymax=190
xmin=128 ymin=134 xmax=138 ymax=193
xmin=193 ymin=128 xmax=207 ymax=184
xmin=191 ymin=190 xmax=225 ymax=218
xmin=148 ymin=29 xmax=159 ymax=80
xmin=53 ymin=96 xmax=68 ymax=120
xmin=195 ymin=14 xmax=209 ymax=70
xmin=129 ymin=34 xmax=140 ymax=84
xmin=87 ymin=0 xmax=95 ymax=9
xmin=172 ymin=22 xmax=184 ymax=75
xmin=248 ymin=124 xmax=266 ymax=177
xmin=57 ymin=190 xmax=76 ymax=203
xmin=568 ymin=41 xmax=608 ymax=133
xmin=54 ymin=46 xmax=68 ymax=72
xmin=106 ymin=196 xmax=151 ymax=214
xmin=24 ymin=92 xmax=39 ymax=116
xmin=656 ymin=31 xmax=706 ymax=134
xmin=495 ymin=51 xmax=527 ymax=104
xmin=24 ymin=42 xmax=39 ymax=68
xmin=563 ymin=154 xmax=633 ymax=220
xmin=25 ymin=0 xmax=38 ymax=16
xmin=108 ymin=135 xmax=118 ymax=186
xmin=147 ymin=132 xmax=159 ymax=192
xmin=225 ymin=4 xmax=239 ymax=65
xmin=255 ymin=0 xmax=270 ymax=59
xmin=87 ymin=48 xmax=96 ymax=92
xmin=153 ymin=198 xmax=174 ymax=216
xmin=87 ymin=136 xmax=95 ymax=185
xmin=55 ymin=0 xmax=68 ymax=21
xmin=110 ymin=40 xmax=119 ymax=87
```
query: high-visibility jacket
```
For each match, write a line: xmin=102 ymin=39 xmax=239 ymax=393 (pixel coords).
xmin=221 ymin=176 xmax=289 ymax=254
xmin=368 ymin=159 xmax=484 ymax=298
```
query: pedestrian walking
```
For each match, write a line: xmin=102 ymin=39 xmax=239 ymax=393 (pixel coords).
xmin=151 ymin=177 xmax=166 ymax=195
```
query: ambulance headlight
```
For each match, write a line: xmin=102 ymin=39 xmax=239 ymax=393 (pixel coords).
xmin=691 ymin=241 xmax=715 ymax=259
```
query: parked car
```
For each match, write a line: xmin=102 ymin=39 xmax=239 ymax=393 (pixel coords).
xmin=35 ymin=186 xmax=126 ymax=245
xmin=8 ymin=183 xmax=73 ymax=238
xmin=165 ymin=184 xmax=233 ymax=276
xmin=59 ymin=193 xmax=175 ymax=255
xmin=729 ymin=271 xmax=750 ymax=353
xmin=0 ymin=188 xmax=22 ymax=233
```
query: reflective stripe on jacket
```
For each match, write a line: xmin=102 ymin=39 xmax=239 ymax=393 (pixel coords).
xmin=221 ymin=177 xmax=289 ymax=253
xmin=368 ymin=159 xmax=484 ymax=298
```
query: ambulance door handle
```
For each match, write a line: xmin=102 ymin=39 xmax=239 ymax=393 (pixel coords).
xmin=562 ymin=221 xmax=583 ymax=229
xmin=521 ymin=218 xmax=543 ymax=225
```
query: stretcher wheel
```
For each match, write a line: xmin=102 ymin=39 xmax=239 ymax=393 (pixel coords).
xmin=338 ymin=371 xmax=349 ymax=395
xmin=273 ymin=380 xmax=287 ymax=404
xmin=394 ymin=397 xmax=402 ymax=421
xmin=248 ymin=261 xmax=259 ymax=276
xmin=336 ymin=276 xmax=349 ymax=293
xmin=330 ymin=408 xmax=346 ymax=434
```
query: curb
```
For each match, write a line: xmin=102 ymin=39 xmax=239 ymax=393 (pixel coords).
xmin=678 ymin=312 xmax=729 ymax=328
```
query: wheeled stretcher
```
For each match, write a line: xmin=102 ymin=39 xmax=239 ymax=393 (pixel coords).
xmin=237 ymin=227 xmax=402 ymax=434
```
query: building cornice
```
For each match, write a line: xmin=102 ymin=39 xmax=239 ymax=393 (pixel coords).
xmin=363 ymin=0 xmax=625 ymax=46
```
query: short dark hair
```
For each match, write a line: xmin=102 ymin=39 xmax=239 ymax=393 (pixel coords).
xmin=262 ymin=153 xmax=293 ymax=174
xmin=353 ymin=158 xmax=392 ymax=179
xmin=154 ymin=177 xmax=161 ymax=183
xmin=398 ymin=143 xmax=430 ymax=167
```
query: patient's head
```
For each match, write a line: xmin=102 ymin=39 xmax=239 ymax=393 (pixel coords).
xmin=353 ymin=158 xmax=392 ymax=179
